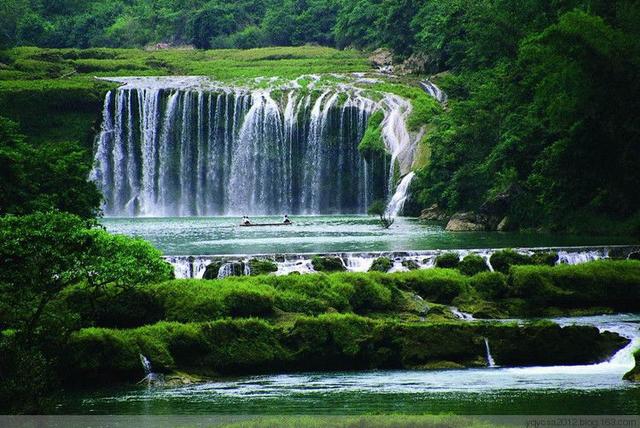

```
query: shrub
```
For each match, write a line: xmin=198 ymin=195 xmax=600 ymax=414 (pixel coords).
xmin=489 ymin=249 xmax=533 ymax=273
xmin=312 ymin=256 xmax=346 ymax=272
xmin=458 ymin=254 xmax=489 ymax=276
xmin=435 ymin=252 xmax=460 ymax=269
xmin=469 ymin=272 xmax=509 ymax=300
xmin=369 ymin=257 xmax=393 ymax=272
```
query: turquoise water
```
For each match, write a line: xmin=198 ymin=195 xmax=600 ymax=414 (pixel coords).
xmin=100 ymin=216 xmax=637 ymax=256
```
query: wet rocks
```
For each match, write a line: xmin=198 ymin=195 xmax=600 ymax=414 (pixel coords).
xmin=445 ymin=212 xmax=488 ymax=231
xmin=419 ymin=203 xmax=448 ymax=222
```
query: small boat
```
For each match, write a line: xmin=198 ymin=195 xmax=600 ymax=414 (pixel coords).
xmin=239 ymin=222 xmax=293 ymax=227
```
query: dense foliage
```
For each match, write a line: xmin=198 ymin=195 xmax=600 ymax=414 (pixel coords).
xmin=0 ymin=116 xmax=101 ymax=218
xmin=0 ymin=211 xmax=173 ymax=411
xmin=3 ymin=0 xmax=638 ymax=231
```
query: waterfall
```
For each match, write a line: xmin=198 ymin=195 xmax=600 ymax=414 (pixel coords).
xmin=484 ymin=338 xmax=497 ymax=368
xmin=217 ymin=263 xmax=234 ymax=279
xmin=91 ymin=77 xmax=405 ymax=217
xmin=420 ymin=80 xmax=448 ymax=103
xmin=450 ymin=307 xmax=475 ymax=321
xmin=386 ymin=172 xmax=415 ymax=217
xmin=138 ymin=354 xmax=162 ymax=385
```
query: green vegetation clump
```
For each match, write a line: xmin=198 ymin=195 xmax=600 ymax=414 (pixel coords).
xmin=458 ymin=254 xmax=489 ymax=276
xmin=64 ymin=315 xmax=626 ymax=382
xmin=312 ymin=256 xmax=346 ymax=273
xmin=623 ymin=350 xmax=640 ymax=382
xmin=402 ymin=260 xmax=420 ymax=270
xmin=490 ymin=250 xmax=534 ymax=274
xmin=509 ymin=261 xmax=640 ymax=310
xmin=358 ymin=111 xmax=386 ymax=158
xmin=435 ymin=252 xmax=460 ymax=269
xmin=469 ymin=272 xmax=509 ymax=300
xmin=248 ymin=259 xmax=278 ymax=275
xmin=369 ymin=257 xmax=392 ymax=273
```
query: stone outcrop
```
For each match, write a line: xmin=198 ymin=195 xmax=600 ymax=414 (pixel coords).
xmin=419 ymin=204 xmax=448 ymax=222
xmin=445 ymin=212 xmax=488 ymax=231
xmin=368 ymin=48 xmax=393 ymax=73
xmin=624 ymin=350 xmax=640 ymax=381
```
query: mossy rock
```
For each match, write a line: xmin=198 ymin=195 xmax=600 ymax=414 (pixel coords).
xmin=402 ymin=260 xmax=420 ymax=270
xmin=531 ymin=252 xmax=559 ymax=266
xmin=248 ymin=259 xmax=278 ymax=276
xmin=435 ymin=252 xmax=460 ymax=269
xmin=369 ymin=257 xmax=393 ymax=272
xmin=623 ymin=350 xmax=640 ymax=381
xmin=312 ymin=256 xmax=346 ymax=272
xmin=469 ymin=271 xmax=509 ymax=300
xmin=202 ymin=262 xmax=223 ymax=280
xmin=458 ymin=254 xmax=489 ymax=276
xmin=489 ymin=249 xmax=532 ymax=273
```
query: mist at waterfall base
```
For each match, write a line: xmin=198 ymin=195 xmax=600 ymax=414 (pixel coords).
xmin=91 ymin=77 xmax=419 ymax=217
xmin=54 ymin=314 xmax=640 ymax=415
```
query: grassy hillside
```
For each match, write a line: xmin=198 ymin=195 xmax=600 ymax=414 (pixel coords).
xmin=0 ymin=46 xmax=372 ymax=145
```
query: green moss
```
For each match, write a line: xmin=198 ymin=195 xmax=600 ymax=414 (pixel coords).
xmin=312 ymin=256 xmax=346 ymax=273
xmin=248 ymin=259 xmax=278 ymax=275
xmin=469 ymin=272 xmax=509 ymax=300
xmin=435 ymin=252 xmax=460 ymax=269
xmin=357 ymin=110 xmax=386 ymax=157
xmin=369 ymin=257 xmax=393 ymax=272
xmin=458 ymin=254 xmax=489 ymax=276
xmin=489 ymin=249 xmax=533 ymax=274
xmin=623 ymin=349 xmax=640 ymax=381
xmin=402 ymin=260 xmax=420 ymax=270
xmin=66 ymin=316 xmax=627 ymax=384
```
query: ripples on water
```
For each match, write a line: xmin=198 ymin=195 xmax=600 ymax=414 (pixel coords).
xmin=100 ymin=216 xmax=636 ymax=255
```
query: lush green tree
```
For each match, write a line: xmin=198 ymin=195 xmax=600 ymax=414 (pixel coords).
xmin=0 ymin=117 xmax=102 ymax=218
xmin=0 ymin=212 xmax=173 ymax=336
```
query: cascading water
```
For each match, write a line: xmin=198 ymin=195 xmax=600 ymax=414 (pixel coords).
xmin=484 ymin=338 xmax=497 ymax=368
xmin=91 ymin=76 xmax=417 ymax=217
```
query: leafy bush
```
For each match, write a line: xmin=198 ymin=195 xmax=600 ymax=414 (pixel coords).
xmin=435 ymin=252 xmax=460 ymax=269
xmin=458 ymin=254 xmax=489 ymax=276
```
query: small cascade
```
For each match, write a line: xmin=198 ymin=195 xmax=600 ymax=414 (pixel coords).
xmin=217 ymin=263 xmax=234 ymax=279
xmin=557 ymin=249 xmax=607 ymax=265
xmin=344 ymin=256 xmax=375 ymax=272
xmin=164 ymin=246 xmax=623 ymax=279
xmin=483 ymin=338 xmax=497 ymax=368
xmin=385 ymin=172 xmax=416 ymax=217
xmin=450 ymin=307 xmax=475 ymax=321
xmin=420 ymin=80 xmax=448 ymax=103
xmin=138 ymin=354 xmax=162 ymax=385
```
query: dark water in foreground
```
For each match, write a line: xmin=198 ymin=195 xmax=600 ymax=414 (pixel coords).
xmin=55 ymin=315 xmax=640 ymax=415
xmin=100 ymin=216 xmax=638 ymax=256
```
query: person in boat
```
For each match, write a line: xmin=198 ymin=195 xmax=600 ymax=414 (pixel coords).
xmin=283 ymin=214 xmax=291 ymax=224
xmin=242 ymin=215 xmax=251 ymax=226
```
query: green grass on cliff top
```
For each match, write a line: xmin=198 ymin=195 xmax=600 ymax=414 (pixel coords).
xmin=0 ymin=46 xmax=371 ymax=85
